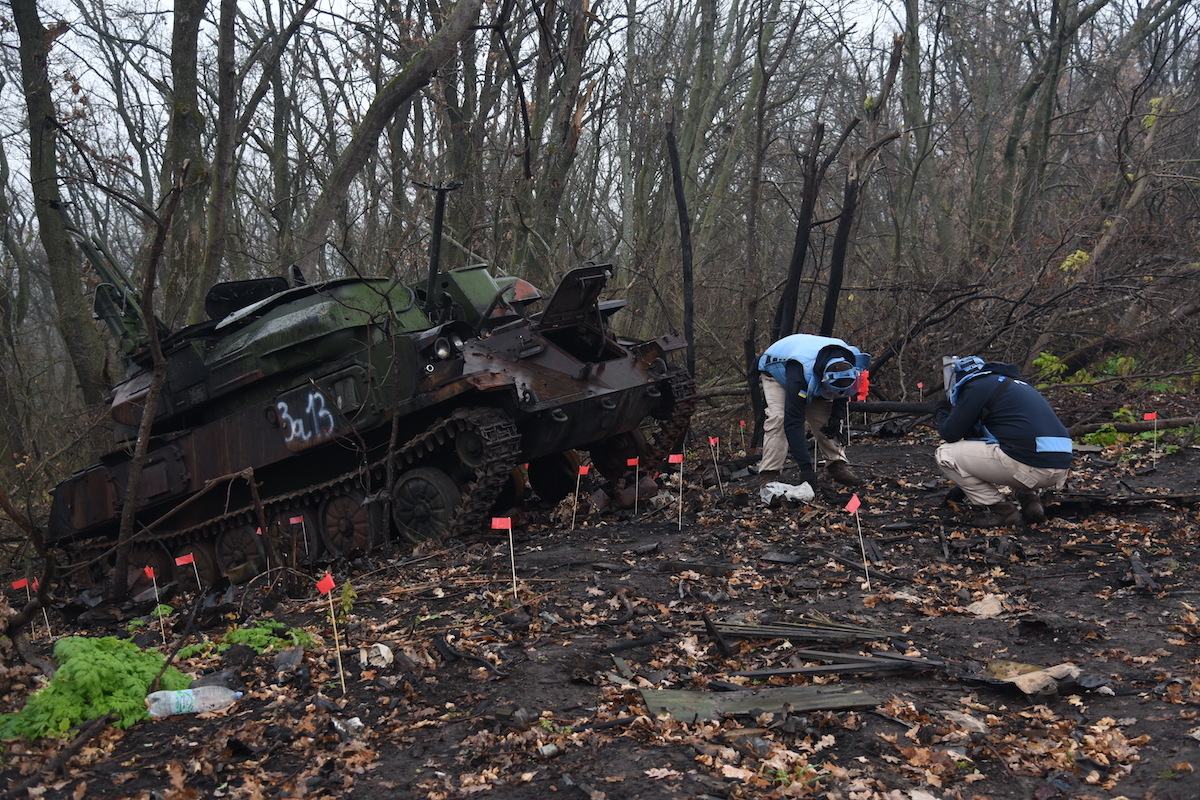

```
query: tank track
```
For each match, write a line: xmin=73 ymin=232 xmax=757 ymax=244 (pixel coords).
xmin=70 ymin=407 xmax=522 ymax=580
xmin=643 ymin=366 xmax=699 ymax=471
xmin=374 ymin=406 xmax=522 ymax=539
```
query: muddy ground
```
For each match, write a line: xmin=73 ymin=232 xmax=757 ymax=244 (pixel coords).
xmin=1 ymin=389 xmax=1198 ymax=800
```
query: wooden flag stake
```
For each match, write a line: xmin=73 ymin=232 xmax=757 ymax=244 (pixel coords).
xmin=669 ymin=453 xmax=684 ymax=529
xmin=176 ymin=552 xmax=202 ymax=592
xmin=739 ymin=420 xmax=746 ymax=453
xmin=1145 ymin=412 xmax=1158 ymax=461
xmin=32 ymin=579 xmax=49 ymax=638
xmin=256 ymin=526 xmax=270 ymax=574
xmin=12 ymin=578 xmax=49 ymax=639
xmin=572 ymin=464 xmax=589 ymax=530
xmin=317 ymin=573 xmax=346 ymax=695
xmin=145 ymin=566 xmax=167 ymax=642
xmin=290 ymin=515 xmax=310 ymax=557
xmin=627 ymin=457 xmax=640 ymax=515
xmin=845 ymin=494 xmax=871 ymax=591
xmin=493 ymin=517 xmax=517 ymax=603
xmin=708 ymin=437 xmax=724 ymax=496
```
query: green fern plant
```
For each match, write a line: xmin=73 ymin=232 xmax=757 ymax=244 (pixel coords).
xmin=222 ymin=619 xmax=318 ymax=654
xmin=0 ymin=637 xmax=190 ymax=740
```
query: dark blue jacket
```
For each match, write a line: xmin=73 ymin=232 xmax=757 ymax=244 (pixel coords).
xmin=936 ymin=362 xmax=1073 ymax=469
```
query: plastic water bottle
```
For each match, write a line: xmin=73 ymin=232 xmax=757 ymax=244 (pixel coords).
xmin=146 ymin=686 xmax=243 ymax=718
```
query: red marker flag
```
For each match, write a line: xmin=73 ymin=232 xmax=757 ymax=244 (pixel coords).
xmin=144 ymin=566 xmax=155 ymax=580
xmin=669 ymin=453 xmax=684 ymax=464
xmin=491 ymin=517 xmax=512 ymax=530
xmin=626 ymin=457 xmax=639 ymax=467
xmin=289 ymin=516 xmax=304 ymax=525
xmin=740 ymin=420 xmax=746 ymax=427
xmin=175 ymin=553 xmax=195 ymax=567
xmin=845 ymin=494 xmax=861 ymax=514
xmin=709 ymin=436 xmax=719 ymax=446
xmin=1144 ymin=412 xmax=1157 ymax=421
xmin=857 ymin=370 xmax=870 ymax=402
xmin=317 ymin=573 xmax=335 ymax=594
xmin=255 ymin=527 xmax=263 ymax=535
xmin=11 ymin=578 xmax=27 ymax=590
xmin=578 ymin=464 xmax=589 ymax=476
xmin=31 ymin=578 xmax=38 ymax=591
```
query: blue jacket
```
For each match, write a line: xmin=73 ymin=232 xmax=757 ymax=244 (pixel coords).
xmin=759 ymin=334 xmax=867 ymax=402
xmin=936 ymin=362 xmax=1073 ymax=469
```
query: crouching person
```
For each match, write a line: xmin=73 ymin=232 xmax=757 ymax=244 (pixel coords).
xmin=935 ymin=357 xmax=1073 ymax=527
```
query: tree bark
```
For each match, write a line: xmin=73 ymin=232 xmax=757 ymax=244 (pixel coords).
xmin=111 ymin=171 xmax=187 ymax=598
xmin=290 ymin=0 xmax=484 ymax=276
xmin=12 ymin=0 xmax=108 ymax=407
xmin=665 ymin=114 xmax=694 ymax=380
xmin=819 ymin=37 xmax=901 ymax=336
xmin=159 ymin=0 xmax=211 ymax=328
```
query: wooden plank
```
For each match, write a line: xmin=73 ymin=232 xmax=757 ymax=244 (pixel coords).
xmin=641 ymin=685 xmax=878 ymax=722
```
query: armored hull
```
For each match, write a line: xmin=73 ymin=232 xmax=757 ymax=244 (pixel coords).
xmin=48 ymin=262 xmax=695 ymax=588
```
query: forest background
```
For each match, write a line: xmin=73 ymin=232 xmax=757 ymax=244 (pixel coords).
xmin=0 ymin=0 xmax=1197 ymax=521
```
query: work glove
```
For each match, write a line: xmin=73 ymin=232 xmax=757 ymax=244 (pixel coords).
xmin=820 ymin=416 xmax=846 ymax=440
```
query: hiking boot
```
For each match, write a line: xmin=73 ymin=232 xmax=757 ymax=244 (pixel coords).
xmin=827 ymin=461 xmax=865 ymax=486
xmin=970 ymin=502 xmax=1023 ymax=528
xmin=1017 ymin=491 xmax=1046 ymax=524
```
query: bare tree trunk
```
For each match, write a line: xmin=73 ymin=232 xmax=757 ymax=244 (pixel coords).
xmin=819 ymin=37 xmax=902 ymax=337
xmin=111 ymin=171 xmax=187 ymax=598
xmin=290 ymin=0 xmax=484 ymax=276
xmin=159 ymin=0 xmax=211 ymax=327
xmin=665 ymin=114 xmax=694 ymax=380
xmin=12 ymin=0 xmax=108 ymax=407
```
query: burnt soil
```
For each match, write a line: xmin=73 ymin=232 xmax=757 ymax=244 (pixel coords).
xmin=2 ymin=387 xmax=1199 ymax=800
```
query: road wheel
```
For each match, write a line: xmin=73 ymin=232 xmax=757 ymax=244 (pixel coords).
xmin=319 ymin=491 xmax=376 ymax=557
xmin=392 ymin=467 xmax=462 ymax=545
xmin=215 ymin=524 xmax=266 ymax=583
xmin=172 ymin=540 xmax=219 ymax=590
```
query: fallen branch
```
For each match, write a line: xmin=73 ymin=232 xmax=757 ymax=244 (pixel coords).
xmin=0 ymin=713 xmax=114 ymax=800
xmin=1068 ymin=416 xmax=1197 ymax=436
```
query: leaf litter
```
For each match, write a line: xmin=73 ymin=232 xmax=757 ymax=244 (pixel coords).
xmin=2 ymin=410 xmax=1199 ymax=800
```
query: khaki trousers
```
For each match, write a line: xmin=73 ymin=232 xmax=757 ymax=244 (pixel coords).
xmin=759 ymin=374 xmax=848 ymax=472
xmin=935 ymin=439 xmax=1068 ymax=506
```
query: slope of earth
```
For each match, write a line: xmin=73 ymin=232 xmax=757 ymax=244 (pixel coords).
xmin=2 ymin=409 xmax=1198 ymax=800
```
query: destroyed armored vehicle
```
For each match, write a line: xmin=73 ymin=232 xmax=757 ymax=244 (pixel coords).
xmin=47 ymin=207 xmax=695 ymax=589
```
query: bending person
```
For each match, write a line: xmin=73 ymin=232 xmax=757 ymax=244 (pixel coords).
xmin=757 ymin=333 xmax=869 ymax=489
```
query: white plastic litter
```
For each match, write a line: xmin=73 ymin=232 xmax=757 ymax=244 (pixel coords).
xmin=760 ymin=481 xmax=815 ymax=505
xmin=359 ymin=643 xmax=394 ymax=668
xmin=146 ymin=686 xmax=242 ymax=718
